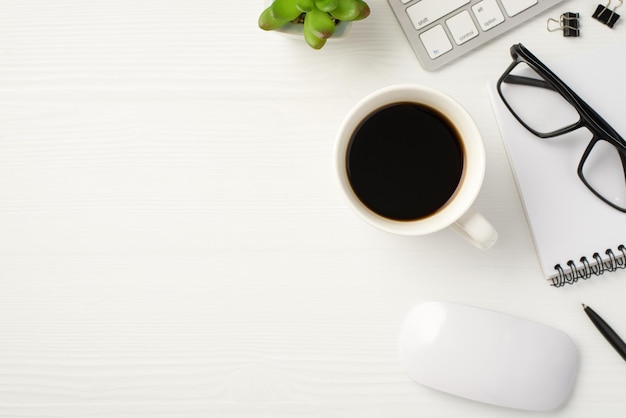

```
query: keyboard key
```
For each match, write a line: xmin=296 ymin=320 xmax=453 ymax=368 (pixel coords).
xmin=500 ymin=0 xmax=538 ymax=17
xmin=472 ymin=0 xmax=505 ymax=31
xmin=420 ymin=25 xmax=453 ymax=59
xmin=446 ymin=11 xmax=478 ymax=45
xmin=407 ymin=0 xmax=471 ymax=30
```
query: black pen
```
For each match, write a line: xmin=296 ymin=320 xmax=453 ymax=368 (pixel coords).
xmin=582 ymin=304 xmax=626 ymax=362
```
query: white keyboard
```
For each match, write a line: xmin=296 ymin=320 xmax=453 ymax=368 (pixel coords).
xmin=387 ymin=0 xmax=564 ymax=70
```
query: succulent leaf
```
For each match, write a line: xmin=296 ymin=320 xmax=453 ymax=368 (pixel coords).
xmin=295 ymin=0 xmax=314 ymax=13
xmin=315 ymin=0 xmax=339 ymax=12
xmin=304 ymin=7 xmax=336 ymax=39
xmin=303 ymin=22 xmax=327 ymax=49
xmin=353 ymin=0 xmax=370 ymax=20
xmin=329 ymin=0 xmax=363 ymax=21
xmin=270 ymin=0 xmax=303 ymax=22
xmin=258 ymin=7 xmax=286 ymax=31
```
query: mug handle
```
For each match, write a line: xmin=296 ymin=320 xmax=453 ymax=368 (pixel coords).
xmin=450 ymin=208 xmax=498 ymax=250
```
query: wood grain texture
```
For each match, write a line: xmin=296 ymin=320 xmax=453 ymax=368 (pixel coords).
xmin=1 ymin=1 xmax=626 ymax=416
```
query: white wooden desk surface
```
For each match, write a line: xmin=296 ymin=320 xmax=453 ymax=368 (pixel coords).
xmin=1 ymin=0 xmax=625 ymax=416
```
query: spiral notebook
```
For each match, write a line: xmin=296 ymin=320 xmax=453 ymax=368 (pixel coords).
xmin=488 ymin=41 xmax=626 ymax=287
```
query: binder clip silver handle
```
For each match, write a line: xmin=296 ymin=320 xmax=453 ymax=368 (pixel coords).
xmin=593 ymin=0 xmax=622 ymax=28
xmin=547 ymin=12 xmax=581 ymax=36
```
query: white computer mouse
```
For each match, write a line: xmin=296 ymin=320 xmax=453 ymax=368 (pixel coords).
xmin=398 ymin=301 xmax=578 ymax=411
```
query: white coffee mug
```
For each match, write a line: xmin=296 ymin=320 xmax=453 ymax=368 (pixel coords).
xmin=335 ymin=85 xmax=497 ymax=250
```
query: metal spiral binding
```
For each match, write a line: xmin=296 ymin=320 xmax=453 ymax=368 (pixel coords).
xmin=552 ymin=245 xmax=626 ymax=287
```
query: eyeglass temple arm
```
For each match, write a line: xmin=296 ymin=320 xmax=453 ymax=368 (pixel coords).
xmin=501 ymin=74 xmax=556 ymax=91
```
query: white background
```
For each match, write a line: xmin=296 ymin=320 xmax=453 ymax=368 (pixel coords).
xmin=1 ymin=0 xmax=625 ymax=416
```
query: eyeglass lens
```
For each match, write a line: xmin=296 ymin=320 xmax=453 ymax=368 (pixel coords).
xmin=581 ymin=139 xmax=626 ymax=210
xmin=500 ymin=60 xmax=626 ymax=211
xmin=499 ymin=62 xmax=579 ymax=135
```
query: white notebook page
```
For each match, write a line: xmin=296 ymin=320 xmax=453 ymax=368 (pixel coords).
xmin=488 ymin=42 xmax=626 ymax=284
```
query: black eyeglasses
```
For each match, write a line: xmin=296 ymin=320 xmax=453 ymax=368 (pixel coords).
xmin=497 ymin=43 xmax=626 ymax=212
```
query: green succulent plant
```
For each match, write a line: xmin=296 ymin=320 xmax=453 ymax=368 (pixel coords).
xmin=259 ymin=0 xmax=371 ymax=49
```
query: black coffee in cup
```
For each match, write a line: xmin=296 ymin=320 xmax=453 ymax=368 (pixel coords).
xmin=346 ymin=102 xmax=464 ymax=221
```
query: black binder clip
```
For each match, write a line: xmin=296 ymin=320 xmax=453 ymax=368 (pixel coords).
xmin=593 ymin=0 xmax=622 ymax=28
xmin=547 ymin=12 xmax=581 ymax=36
